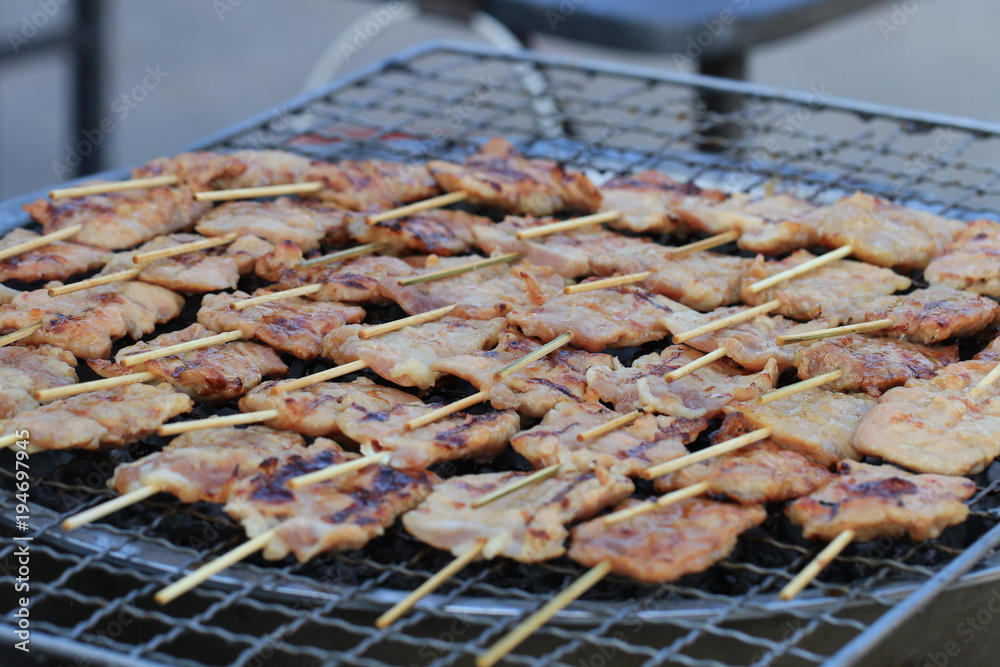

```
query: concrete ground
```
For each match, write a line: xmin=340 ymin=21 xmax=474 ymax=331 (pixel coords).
xmin=1 ymin=0 xmax=998 ymax=199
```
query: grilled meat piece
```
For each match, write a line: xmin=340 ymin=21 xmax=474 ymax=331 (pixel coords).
xmin=975 ymin=336 xmax=1000 ymax=363
xmin=349 ymin=209 xmax=491 ymax=256
xmin=195 ymin=198 xmax=345 ymax=252
xmin=740 ymin=250 xmax=911 ymax=322
xmin=597 ymin=170 xmax=725 ymax=234
xmin=197 ymin=290 xmax=364 ymax=359
xmin=431 ymin=331 xmax=616 ymax=418
xmin=786 ymin=461 xmax=975 ymax=542
xmin=132 ymin=150 xmax=247 ymax=190
xmin=511 ymin=401 xmax=705 ymax=476
xmin=813 ymin=192 xmax=966 ymax=271
xmin=305 ymin=159 xmax=440 ymax=211
xmin=852 ymin=360 xmax=1000 ymax=475
xmin=228 ymin=149 xmax=313 ymax=188
xmin=0 ymin=281 xmax=184 ymax=359
xmin=925 ymin=219 xmax=1000 ymax=297
xmin=402 ymin=467 xmax=634 ymax=562
xmin=569 ymin=498 xmax=766 ymax=583
xmin=587 ymin=346 xmax=778 ymax=420
xmin=0 ymin=228 xmax=108 ymax=284
xmin=675 ymin=193 xmax=821 ymax=255
xmin=110 ymin=426 xmax=307 ymax=503
xmin=0 ymin=345 xmax=78 ymax=419
xmin=841 ymin=287 xmax=1000 ymax=344
xmin=794 ymin=333 xmax=959 ymax=397
xmin=225 ymin=438 xmax=438 ymax=562
xmin=322 ymin=316 xmax=504 ymax=390
xmin=0 ymin=384 xmax=192 ymax=452
xmin=428 ymin=138 xmax=600 ymax=215
xmin=0 ymin=285 xmax=16 ymax=305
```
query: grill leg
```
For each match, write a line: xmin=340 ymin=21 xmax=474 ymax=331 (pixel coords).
xmin=72 ymin=0 xmax=105 ymax=176
xmin=697 ymin=51 xmax=746 ymax=151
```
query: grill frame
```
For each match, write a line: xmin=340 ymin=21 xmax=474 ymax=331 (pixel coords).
xmin=3 ymin=40 xmax=1000 ymax=667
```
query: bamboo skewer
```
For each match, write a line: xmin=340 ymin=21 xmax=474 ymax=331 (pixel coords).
xmin=747 ymin=245 xmax=853 ymax=294
xmin=775 ymin=319 xmax=894 ymax=345
xmin=563 ymin=272 xmax=650 ymax=295
xmin=397 ymin=253 xmax=520 ymax=286
xmin=366 ymin=191 xmax=470 ymax=225
xmin=131 ymin=233 xmax=239 ymax=264
xmin=230 ymin=284 xmax=322 ymax=310
xmin=47 ymin=268 xmax=143 ymax=297
xmin=663 ymin=230 xmax=740 ymax=255
xmin=61 ymin=486 xmax=161 ymax=531
xmin=0 ymin=323 xmax=42 ymax=347
xmin=756 ymin=370 xmax=844 ymax=405
xmin=287 ymin=453 xmax=390 ymax=490
xmin=49 ymin=175 xmax=179 ymax=200
xmin=514 ymin=211 xmax=620 ymax=240
xmin=155 ymin=527 xmax=279 ymax=605
xmin=299 ymin=242 xmax=388 ymax=267
xmin=358 ymin=305 xmax=456 ymax=339
xmin=576 ymin=411 xmax=640 ymax=442
xmin=601 ymin=482 xmax=711 ymax=526
xmin=641 ymin=429 xmax=772 ymax=480
xmin=0 ymin=433 xmax=21 ymax=449
xmin=971 ymin=363 xmax=1000 ymax=398
xmin=471 ymin=464 xmax=563 ymax=509
xmin=778 ymin=529 xmax=856 ymax=601
xmin=35 ymin=372 xmax=158 ymax=402
xmin=671 ymin=300 xmax=780 ymax=345
xmin=403 ymin=391 xmax=491 ymax=432
xmin=122 ymin=330 xmax=244 ymax=367
xmin=663 ymin=348 xmax=728 ymax=382
xmin=156 ymin=409 xmax=279 ymax=436
xmin=0 ymin=224 xmax=83 ymax=261
xmin=494 ymin=332 xmax=574 ymax=380
xmin=271 ymin=360 xmax=368 ymax=394
xmin=193 ymin=182 xmax=322 ymax=202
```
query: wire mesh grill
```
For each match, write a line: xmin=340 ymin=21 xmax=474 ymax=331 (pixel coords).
xmin=3 ymin=42 xmax=1000 ymax=667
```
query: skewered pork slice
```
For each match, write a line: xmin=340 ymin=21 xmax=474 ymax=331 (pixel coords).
xmin=975 ymin=337 xmax=1000 ymax=363
xmin=100 ymin=233 xmax=253 ymax=293
xmin=840 ymin=287 xmax=1000 ymax=344
xmin=227 ymin=149 xmax=313 ymax=188
xmin=0 ymin=228 xmax=108 ymax=283
xmin=131 ymin=150 xmax=247 ymax=190
xmin=0 ymin=285 xmax=17 ymax=305
xmin=925 ymin=219 xmax=1000 ymax=297
xmin=597 ymin=170 xmax=725 ymax=234
xmin=0 ymin=345 xmax=78 ymax=419
xmin=675 ymin=193 xmax=821 ymax=255
xmin=306 ymin=159 xmax=440 ymax=211
xmin=349 ymin=209 xmax=491 ymax=256
xmin=195 ymin=198 xmax=344 ymax=252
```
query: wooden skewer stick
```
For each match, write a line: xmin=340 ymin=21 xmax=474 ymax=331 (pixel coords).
xmin=299 ymin=241 xmax=388 ymax=267
xmin=477 ymin=560 xmax=613 ymax=667
xmin=671 ymin=300 xmax=780 ymax=345
xmin=563 ymin=272 xmax=650 ymax=295
xmin=131 ymin=233 xmax=239 ymax=264
xmin=514 ymin=211 xmax=620 ymax=240
xmin=471 ymin=464 xmax=563 ymax=509
xmin=757 ymin=370 xmax=844 ymax=406
xmin=641 ymin=428 xmax=771 ymax=480
xmin=288 ymin=452 xmax=390 ymax=490
xmin=35 ymin=371 xmax=158 ymax=402
xmin=0 ymin=224 xmax=84 ymax=261
xmin=576 ymin=411 xmax=640 ymax=442
xmin=397 ymin=252 xmax=520 ymax=286
xmin=404 ymin=391 xmax=490 ymax=432
xmin=0 ymin=433 xmax=21 ymax=449
xmin=155 ymin=527 xmax=279 ymax=605
xmin=271 ymin=360 xmax=367 ymax=394
xmin=494 ymin=332 xmax=574 ymax=381
xmin=775 ymin=318 xmax=894 ymax=345
xmin=47 ymin=268 xmax=143 ymax=297
xmin=0 ymin=323 xmax=42 ymax=347
xmin=778 ymin=529 xmax=856 ymax=601
xmin=663 ymin=230 xmax=741 ymax=255
xmin=358 ymin=304 xmax=456 ymax=339
xmin=366 ymin=191 xmax=470 ymax=225
xmin=61 ymin=485 xmax=161 ymax=531
xmin=601 ymin=482 xmax=711 ymax=526
xmin=231 ymin=284 xmax=321 ymax=310
xmin=747 ymin=245 xmax=853 ymax=294
xmin=971 ymin=363 xmax=1000 ymax=398
xmin=156 ymin=409 xmax=279 ymax=436
xmin=663 ymin=348 xmax=727 ymax=382
xmin=376 ymin=539 xmax=487 ymax=629
xmin=122 ymin=330 xmax=244 ymax=367
xmin=194 ymin=181 xmax=322 ymax=202
xmin=50 ymin=175 xmax=179 ymax=200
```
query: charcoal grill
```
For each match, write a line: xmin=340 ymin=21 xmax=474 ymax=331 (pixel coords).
xmin=3 ymin=42 xmax=1000 ymax=667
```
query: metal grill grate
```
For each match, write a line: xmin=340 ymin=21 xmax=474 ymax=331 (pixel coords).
xmin=3 ymin=42 xmax=1000 ymax=667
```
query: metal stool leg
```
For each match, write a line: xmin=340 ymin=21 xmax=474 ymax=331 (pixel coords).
xmin=697 ymin=51 xmax=746 ymax=150
xmin=73 ymin=0 xmax=105 ymax=176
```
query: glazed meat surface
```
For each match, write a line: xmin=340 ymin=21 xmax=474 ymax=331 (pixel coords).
xmin=228 ymin=149 xmax=313 ymax=188
xmin=306 ymin=159 xmax=439 ymax=211
xmin=0 ymin=228 xmax=107 ymax=283
xmin=195 ymin=198 xmax=343 ymax=252
xmin=675 ymin=193 xmax=821 ymax=255
xmin=349 ymin=209 xmax=491 ymax=256
xmin=0 ymin=345 xmax=78 ymax=419
xmin=598 ymin=170 xmax=725 ymax=234
xmin=786 ymin=461 xmax=975 ymax=542
xmin=841 ymin=287 xmax=1000 ymax=344
xmin=925 ymin=219 xmax=1000 ymax=297
xmin=101 ymin=233 xmax=245 ymax=293
xmin=132 ymin=151 xmax=247 ymax=190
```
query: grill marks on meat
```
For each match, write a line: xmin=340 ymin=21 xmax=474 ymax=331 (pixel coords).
xmin=675 ymin=193 xmax=821 ymax=255
xmin=853 ymin=360 xmax=1000 ymax=476
xmin=239 ymin=377 xmax=423 ymax=438
xmin=591 ymin=245 xmax=751 ymax=312
xmin=587 ymin=346 xmax=778 ymax=420
xmin=197 ymin=291 xmax=364 ymax=359
xmin=0 ymin=228 xmax=108 ymax=284
xmin=511 ymin=401 xmax=705 ymax=476
xmin=430 ymin=331 xmax=616 ymax=417
xmin=786 ymin=461 xmax=975 ymax=542
xmin=507 ymin=282 xmax=678 ymax=352
xmin=0 ymin=345 xmax=77 ymax=419
xmin=132 ymin=151 xmax=248 ymax=190
xmin=306 ymin=159 xmax=440 ymax=211
xmin=322 ymin=317 xmax=504 ymax=390
xmin=794 ymin=334 xmax=959 ymax=396
xmin=925 ymin=219 xmax=1000 ymax=297
xmin=349 ymin=209 xmax=491 ymax=256
xmin=0 ymin=282 xmax=184 ymax=359
xmin=195 ymin=198 xmax=343 ymax=252
xmin=336 ymin=402 xmax=520 ymax=469
xmin=401 ymin=467 xmax=634 ymax=562
xmin=841 ymin=287 xmax=1000 ymax=344
xmin=227 ymin=149 xmax=313 ymax=189
xmin=225 ymin=439 xmax=438 ymax=562
xmin=568 ymin=498 xmax=766 ymax=583
xmin=110 ymin=426 xmax=307 ymax=504
xmin=740 ymin=250 xmax=911 ymax=322
xmin=427 ymin=138 xmax=600 ymax=216
xmin=597 ymin=170 xmax=725 ymax=234
xmin=101 ymin=233 xmax=250 ymax=293
xmin=725 ymin=389 xmax=876 ymax=467
xmin=0 ymin=384 xmax=192 ymax=452
xmin=813 ymin=192 xmax=966 ymax=271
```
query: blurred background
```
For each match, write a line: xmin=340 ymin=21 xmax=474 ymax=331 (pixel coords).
xmin=1 ymin=0 xmax=998 ymax=200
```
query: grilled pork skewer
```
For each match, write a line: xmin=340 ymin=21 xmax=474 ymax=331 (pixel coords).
xmin=925 ymin=218 xmax=1000 ymax=297
xmin=0 ymin=344 xmax=78 ymax=418
xmin=597 ymin=169 xmax=725 ymax=234
xmin=0 ymin=226 xmax=106 ymax=283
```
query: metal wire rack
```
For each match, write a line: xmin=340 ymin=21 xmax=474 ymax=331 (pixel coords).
xmin=3 ymin=41 xmax=1000 ymax=667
